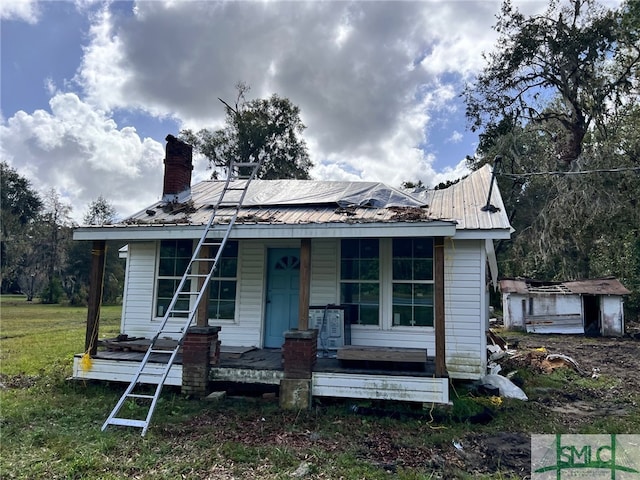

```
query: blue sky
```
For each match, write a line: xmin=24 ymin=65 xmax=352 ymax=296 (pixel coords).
xmin=1 ymin=0 xmax=548 ymax=222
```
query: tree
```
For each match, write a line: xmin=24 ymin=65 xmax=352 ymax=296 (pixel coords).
xmin=180 ymin=83 xmax=313 ymax=180
xmin=464 ymin=0 xmax=640 ymax=321
xmin=39 ymin=188 xmax=74 ymax=304
xmin=66 ymin=197 xmax=123 ymax=305
xmin=0 ymin=162 xmax=43 ymax=294
xmin=83 ymin=195 xmax=118 ymax=225
xmin=464 ymin=0 xmax=640 ymax=168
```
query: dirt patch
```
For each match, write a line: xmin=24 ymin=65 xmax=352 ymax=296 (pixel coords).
xmin=0 ymin=373 xmax=39 ymax=389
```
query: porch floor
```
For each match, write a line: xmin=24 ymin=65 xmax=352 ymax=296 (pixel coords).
xmin=90 ymin=347 xmax=438 ymax=377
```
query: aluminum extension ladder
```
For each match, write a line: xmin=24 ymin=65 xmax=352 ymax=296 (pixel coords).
xmin=102 ymin=159 xmax=262 ymax=436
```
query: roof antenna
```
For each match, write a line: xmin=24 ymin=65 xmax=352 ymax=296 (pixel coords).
xmin=481 ymin=155 xmax=502 ymax=213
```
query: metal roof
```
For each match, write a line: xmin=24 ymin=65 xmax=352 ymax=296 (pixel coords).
xmin=499 ymin=277 xmax=631 ymax=296
xmin=75 ymin=164 xmax=512 ymax=239
xmin=410 ymin=164 xmax=511 ymax=231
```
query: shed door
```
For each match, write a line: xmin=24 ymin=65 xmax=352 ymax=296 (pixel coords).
xmin=264 ymin=248 xmax=300 ymax=348
xmin=583 ymin=295 xmax=600 ymax=337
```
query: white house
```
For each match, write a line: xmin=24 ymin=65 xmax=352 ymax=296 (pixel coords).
xmin=499 ymin=278 xmax=630 ymax=336
xmin=72 ymin=136 xmax=512 ymax=405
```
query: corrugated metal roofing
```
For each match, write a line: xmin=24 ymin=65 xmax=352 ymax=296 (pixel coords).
xmin=411 ymin=164 xmax=511 ymax=231
xmin=499 ymin=277 xmax=631 ymax=296
xmin=83 ymin=164 xmax=512 ymax=234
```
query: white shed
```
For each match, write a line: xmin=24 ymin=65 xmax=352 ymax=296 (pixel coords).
xmin=500 ymin=278 xmax=631 ymax=336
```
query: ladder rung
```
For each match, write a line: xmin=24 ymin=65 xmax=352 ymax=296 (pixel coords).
xmin=127 ymin=393 xmax=155 ymax=399
xmin=233 ymin=162 xmax=260 ymax=167
xmin=149 ymin=349 xmax=175 ymax=354
xmin=167 ymin=310 xmax=191 ymax=315
xmin=201 ymin=242 xmax=222 ymax=247
xmin=108 ymin=418 xmax=148 ymax=428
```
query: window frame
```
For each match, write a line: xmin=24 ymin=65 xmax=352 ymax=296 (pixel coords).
xmin=153 ymin=239 xmax=240 ymax=323
xmin=339 ymin=238 xmax=381 ymax=327
xmin=390 ymin=237 xmax=435 ymax=328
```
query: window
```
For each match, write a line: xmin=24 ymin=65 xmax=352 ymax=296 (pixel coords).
xmin=207 ymin=241 xmax=238 ymax=320
xmin=392 ymin=238 xmax=434 ymax=326
xmin=156 ymin=239 xmax=193 ymax=318
xmin=155 ymin=239 xmax=239 ymax=321
xmin=340 ymin=239 xmax=379 ymax=325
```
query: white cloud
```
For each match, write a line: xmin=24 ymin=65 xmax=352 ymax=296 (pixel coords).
xmin=72 ymin=1 xmax=509 ymax=190
xmin=4 ymin=0 xmax=539 ymax=220
xmin=0 ymin=92 xmax=165 ymax=222
xmin=0 ymin=0 xmax=39 ymax=23
xmin=448 ymin=131 xmax=464 ymax=143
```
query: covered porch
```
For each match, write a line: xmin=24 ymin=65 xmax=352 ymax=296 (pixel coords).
xmin=72 ymin=341 xmax=449 ymax=404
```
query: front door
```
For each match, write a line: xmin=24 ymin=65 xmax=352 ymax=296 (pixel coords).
xmin=264 ymin=248 xmax=300 ymax=348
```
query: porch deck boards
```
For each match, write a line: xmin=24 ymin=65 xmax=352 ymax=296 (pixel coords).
xmin=91 ymin=348 xmax=437 ymax=377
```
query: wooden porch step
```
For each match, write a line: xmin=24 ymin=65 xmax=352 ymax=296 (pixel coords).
xmin=337 ymin=346 xmax=427 ymax=363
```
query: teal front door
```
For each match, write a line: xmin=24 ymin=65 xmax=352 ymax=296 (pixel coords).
xmin=264 ymin=248 xmax=300 ymax=348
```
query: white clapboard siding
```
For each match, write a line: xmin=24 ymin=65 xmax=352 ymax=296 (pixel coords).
xmin=217 ymin=240 xmax=265 ymax=347
xmin=121 ymin=242 xmax=156 ymax=338
xmin=71 ymin=355 xmax=182 ymax=386
xmin=310 ymin=238 xmax=339 ymax=306
xmin=312 ymin=373 xmax=449 ymax=403
xmin=444 ymin=239 xmax=485 ymax=379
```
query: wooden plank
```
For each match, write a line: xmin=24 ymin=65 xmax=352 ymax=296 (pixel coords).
xmin=337 ymin=346 xmax=427 ymax=363
xmin=85 ymin=240 xmax=106 ymax=355
xmin=434 ymin=236 xmax=446 ymax=377
xmin=298 ymin=238 xmax=311 ymax=330
xmin=71 ymin=355 xmax=182 ymax=386
xmin=312 ymin=372 xmax=449 ymax=403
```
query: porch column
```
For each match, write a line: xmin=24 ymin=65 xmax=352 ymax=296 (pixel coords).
xmin=182 ymin=325 xmax=221 ymax=398
xmin=434 ymin=237 xmax=447 ymax=377
xmin=196 ymin=246 xmax=211 ymax=327
xmin=298 ymin=238 xmax=311 ymax=330
xmin=85 ymin=240 xmax=106 ymax=355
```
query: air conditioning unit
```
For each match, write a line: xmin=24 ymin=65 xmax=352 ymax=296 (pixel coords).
xmin=309 ymin=306 xmax=345 ymax=354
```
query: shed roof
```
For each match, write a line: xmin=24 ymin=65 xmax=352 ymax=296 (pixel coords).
xmin=75 ymin=164 xmax=512 ymax=240
xmin=499 ymin=277 xmax=631 ymax=296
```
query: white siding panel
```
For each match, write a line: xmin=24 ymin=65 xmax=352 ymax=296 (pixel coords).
xmin=444 ymin=239 xmax=485 ymax=379
xmin=310 ymin=238 xmax=338 ymax=306
xmin=122 ymin=242 xmax=156 ymax=338
xmin=312 ymin=373 xmax=449 ymax=403
xmin=217 ymin=240 xmax=264 ymax=347
xmin=72 ymin=355 xmax=181 ymax=386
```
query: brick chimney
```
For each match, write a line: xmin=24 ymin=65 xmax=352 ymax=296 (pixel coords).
xmin=162 ymin=134 xmax=193 ymax=203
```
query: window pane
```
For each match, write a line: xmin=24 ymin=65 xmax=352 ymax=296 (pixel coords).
xmin=413 ymin=238 xmax=433 ymax=258
xmin=393 ymin=283 xmax=412 ymax=305
xmin=359 ymin=305 xmax=379 ymax=325
xmin=414 ymin=284 xmax=433 ymax=306
xmin=392 ymin=305 xmax=413 ymax=326
xmin=340 ymin=259 xmax=358 ymax=280
xmin=413 ymin=259 xmax=433 ymax=280
xmin=157 ymin=279 xmax=176 ymax=297
xmin=360 ymin=283 xmax=379 ymax=304
xmin=414 ymin=306 xmax=434 ymax=326
xmin=341 ymin=239 xmax=359 ymax=259
xmin=393 ymin=238 xmax=411 ymax=257
xmin=340 ymin=283 xmax=359 ymax=304
xmin=360 ymin=259 xmax=379 ymax=280
xmin=360 ymin=239 xmax=379 ymax=258
xmin=393 ymin=259 xmax=412 ymax=280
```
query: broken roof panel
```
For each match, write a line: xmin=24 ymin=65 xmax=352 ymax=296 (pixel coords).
xmin=499 ymin=277 xmax=631 ymax=296
xmin=77 ymin=164 xmax=513 ymax=240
